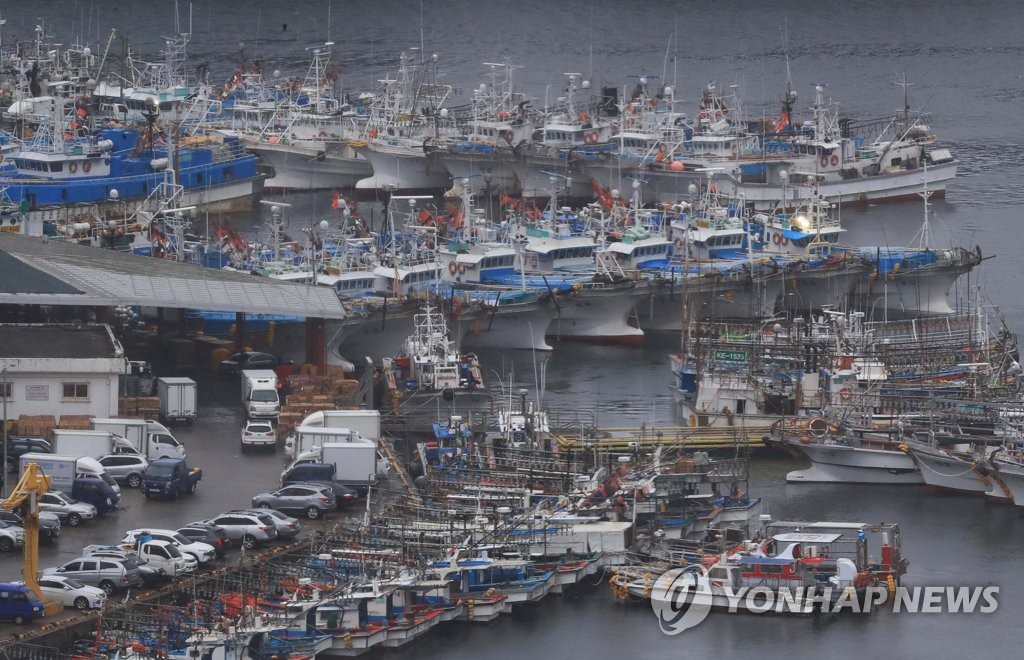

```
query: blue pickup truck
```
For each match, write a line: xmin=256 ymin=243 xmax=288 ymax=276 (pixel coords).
xmin=142 ymin=458 xmax=202 ymax=499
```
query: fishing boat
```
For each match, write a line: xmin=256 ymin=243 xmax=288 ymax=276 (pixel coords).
xmin=384 ymin=302 xmax=487 ymax=400
xmin=616 ymin=520 xmax=908 ymax=614
xmin=604 ymin=81 xmax=957 ymax=209
xmin=243 ymin=43 xmax=372 ymax=190
xmin=0 ymin=96 xmax=260 ymax=212
xmin=351 ymin=51 xmax=454 ymax=193
xmin=781 ymin=419 xmax=924 ymax=484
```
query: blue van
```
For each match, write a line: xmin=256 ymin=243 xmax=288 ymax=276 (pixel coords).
xmin=0 ymin=583 xmax=46 ymax=624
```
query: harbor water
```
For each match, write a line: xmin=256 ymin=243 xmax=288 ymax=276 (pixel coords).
xmin=1 ymin=1 xmax=1023 ymax=657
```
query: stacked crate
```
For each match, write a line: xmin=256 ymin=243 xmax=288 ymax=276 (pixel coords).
xmin=118 ymin=396 xmax=161 ymax=418
xmin=57 ymin=415 xmax=94 ymax=431
xmin=275 ymin=375 xmax=360 ymax=440
xmin=15 ymin=415 xmax=57 ymax=439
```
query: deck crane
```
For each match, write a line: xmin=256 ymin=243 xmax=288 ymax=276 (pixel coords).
xmin=1 ymin=463 xmax=63 ymax=614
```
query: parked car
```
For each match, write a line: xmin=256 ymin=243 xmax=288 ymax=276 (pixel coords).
xmin=251 ymin=483 xmax=337 ymax=520
xmin=121 ymin=529 xmax=217 ymax=565
xmin=5 ymin=437 xmax=51 ymax=472
xmin=38 ymin=491 xmax=96 ymax=527
xmin=0 ymin=583 xmax=46 ymax=624
xmin=177 ymin=522 xmax=231 ymax=558
xmin=217 ymin=352 xmax=279 ymax=375
xmin=204 ymin=511 xmax=278 ymax=549
xmin=0 ymin=521 xmax=24 ymax=553
xmin=241 ymin=420 xmax=277 ymax=452
xmin=81 ymin=547 xmax=165 ymax=587
xmin=0 ymin=511 xmax=59 ymax=543
xmin=98 ymin=454 xmax=150 ymax=488
xmin=281 ymin=464 xmax=362 ymax=507
xmin=232 ymin=508 xmax=301 ymax=539
xmin=24 ymin=575 xmax=106 ymax=610
xmin=46 ymin=556 xmax=143 ymax=595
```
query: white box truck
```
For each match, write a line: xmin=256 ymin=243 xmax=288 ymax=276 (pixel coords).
xmin=318 ymin=442 xmax=378 ymax=486
xmin=51 ymin=430 xmax=138 ymax=460
xmin=284 ymin=410 xmax=381 ymax=456
xmin=157 ymin=377 xmax=197 ymax=425
xmin=19 ymin=453 xmax=121 ymax=513
xmin=90 ymin=419 xmax=186 ymax=460
xmin=292 ymin=426 xmax=364 ymax=457
xmin=241 ymin=370 xmax=280 ymax=420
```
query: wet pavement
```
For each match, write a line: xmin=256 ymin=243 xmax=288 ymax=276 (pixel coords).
xmin=0 ymin=372 xmax=359 ymax=578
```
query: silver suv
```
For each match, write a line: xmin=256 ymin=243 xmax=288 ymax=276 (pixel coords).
xmin=46 ymin=556 xmax=143 ymax=595
xmin=97 ymin=454 xmax=150 ymax=488
xmin=205 ymin=511 xmax=279 ymax=549
xmin=251 ymin=483 xmax=336 ymax=520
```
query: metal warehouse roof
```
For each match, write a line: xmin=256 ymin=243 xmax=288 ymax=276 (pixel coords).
xmin=0 ymin=232 xmax=347 ymax=320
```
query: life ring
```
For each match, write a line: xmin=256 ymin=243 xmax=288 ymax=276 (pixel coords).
xmin=674 ymin=237 xmax=684 ymax=249
xmin=368 ymin=128 xmax=378 ymax=139
xmin=584 ymin=131 xmax=598 ymax=145
xmin=458 ymin=263 xmax=467 ymax=275
xmin=689 ymin=414 xmax=697 ymax=428
xmin=819 ymin=155 xmax=829 ymax=168
xmin=830 ymin=154 xmax=839 ymax=166
xmin=503 ymin=130 xmax=513 ymax=144
xmin=319 ymin=131 xmax=327 ymax=138
xmin=839 ymin=386 xmax=853 ymax=401
xmin=800 ymin=435 xmax=813 ymax=444
xmin=448 ymin=261 xmax=458 ymax=275
xmin=69 ymin=162 xmax=78 ymax=174
xmin=772 ymin=233 xmax=787 ymax=246
xmin=82 ymin=161 xmax=91 ymax=174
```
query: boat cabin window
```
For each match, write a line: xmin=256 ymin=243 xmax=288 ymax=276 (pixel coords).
xmin=50 ymin=162 xmax=64 ymax=173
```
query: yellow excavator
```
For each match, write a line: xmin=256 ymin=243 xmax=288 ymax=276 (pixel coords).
xmin=2 ymin=463 xmax=63 ymax=615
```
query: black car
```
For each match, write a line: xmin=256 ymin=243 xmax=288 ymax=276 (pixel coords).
xmin=0 ymin=510 xmax=60 ymax=543
xmin=178 ymin=522 xmax=231 ymax=558
xmin=217 ymin=352 xmax=280 ymax=375
xmin=5 ymin=436 xmax=52 ymax=472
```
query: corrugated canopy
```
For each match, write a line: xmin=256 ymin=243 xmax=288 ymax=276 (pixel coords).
xmin=0 ymin=232 xmax=347 ymax=319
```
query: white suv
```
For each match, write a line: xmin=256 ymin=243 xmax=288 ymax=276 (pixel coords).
xmin=241 ymin=420 xmax=276 ymax=451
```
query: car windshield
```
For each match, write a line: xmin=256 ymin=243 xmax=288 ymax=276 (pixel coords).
xmin=250 ymin=390 xmax=278 ymax=403
xmin=120 ymin=558 xmax=139 ymax=570
xmin=165 ymin=544 xmax=183 ymax=558
xmin=62 ymin=578 xmax=86 ymax=588
xmin=171 ymin=533 xmax=191 ymax=545
xmin=146 ymin=465 xmax=175 ymax=478
xmin=100 ymin=473 xmax=117 ymax=488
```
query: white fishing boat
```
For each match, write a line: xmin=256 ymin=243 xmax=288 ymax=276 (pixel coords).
xmin=385 ymin=302 xmax=486 ymax=399
xmin=351 ymin=51 xmax=454 ymax=193
xmin=783 ymin=420 xmax=923 ymax=484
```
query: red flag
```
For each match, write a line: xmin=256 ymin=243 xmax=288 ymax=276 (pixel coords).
xmin=331 ymin=191 xmax=341 ymax=210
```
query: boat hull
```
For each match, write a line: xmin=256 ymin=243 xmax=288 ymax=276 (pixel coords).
xmin=250 ymin=141 xmax=372 ymax=190
xmin=546 ymin=284 xmax=646 ymax=345
xmin=354 ymin=143 xmax=451 ymax=192
xmin=992 ymin=460 xmax=1024 ymax=506
xmin=786 ymin=440 xmax=923 ymax=484
xmin=849 ymin=265 xmax=969 ymax=317
xmin=458 ymin=301 xmax=556 ymax=351
xmin=590 ymin=159 xmax=957 ymax=209
xmin=781 ymin=266 xmax=866 ymax=314
xmin=908 ymin=445 xmax=989 ymax=494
